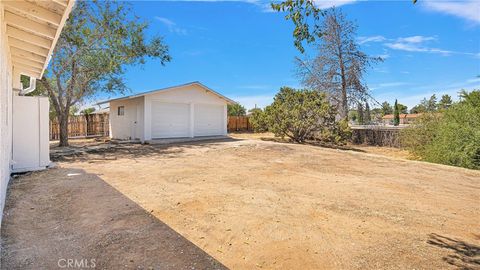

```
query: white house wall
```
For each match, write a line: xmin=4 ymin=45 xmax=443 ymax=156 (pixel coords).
xmin=0 ymin=3 xmax=14 ymax=225
xmin=143 ymin=84 xmax=228 ymax=140
xmin=109 ymin=96 xmax=145 ymax=140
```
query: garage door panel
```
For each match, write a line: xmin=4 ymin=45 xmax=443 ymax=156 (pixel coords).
xmin=151 ymin=102 xmax=190 ymax=138
xmin=194 ymin=104 xmax=224 ymax=136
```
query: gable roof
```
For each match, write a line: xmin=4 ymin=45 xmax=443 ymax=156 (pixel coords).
xmin=97 ymin=81 xmax=236 ymax=105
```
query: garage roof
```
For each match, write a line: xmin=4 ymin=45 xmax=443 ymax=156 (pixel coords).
xmin=98 ymin=81 xmax=236 ymax=105
xmin=4 ymin=0 xmax=75 ymax=78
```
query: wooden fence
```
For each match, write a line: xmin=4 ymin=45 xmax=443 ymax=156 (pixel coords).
xmin=51 ymin=114 xmax=252 ymax=140
xmin=227 ymin=116 xmax=253 ymax=132
xmin=50 ymin=113 xmax=109 ymax=140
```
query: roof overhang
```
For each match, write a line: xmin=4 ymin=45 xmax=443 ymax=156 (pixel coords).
xmin=4 ymin=0 xmax=75 ymax=79
xmin=97 ymin=81 xmax=237 ymax=105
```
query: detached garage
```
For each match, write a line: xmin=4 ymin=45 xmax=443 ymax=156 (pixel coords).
xmin=103 ymin=82 xmax=235 ymax=142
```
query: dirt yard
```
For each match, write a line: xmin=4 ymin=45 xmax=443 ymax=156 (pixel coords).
xmin=3 ymin=136 xmax=480 ymax=269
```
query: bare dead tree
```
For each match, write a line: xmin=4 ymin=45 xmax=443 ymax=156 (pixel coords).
xmin=296 ymin=8 xmax=382 ymax=120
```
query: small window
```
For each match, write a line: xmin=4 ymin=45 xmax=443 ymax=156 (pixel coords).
xmin=117 ymin=106 xmax=125 ymax=116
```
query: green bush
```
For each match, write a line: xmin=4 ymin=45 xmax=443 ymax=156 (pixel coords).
xmin=249 ymin=108 xmax=269 ymax=132
xmin=263 ymin=87 xmax=349 ymax=144
xmin=401 ymin=90 xmax=480 ymax=169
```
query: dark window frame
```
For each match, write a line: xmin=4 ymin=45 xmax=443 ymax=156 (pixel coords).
xmin=117 ymin=106 xmax=125 ymax=116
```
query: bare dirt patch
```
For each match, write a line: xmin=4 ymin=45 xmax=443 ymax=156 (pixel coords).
xmin=3 ymin=138 xmax=480 ymax=269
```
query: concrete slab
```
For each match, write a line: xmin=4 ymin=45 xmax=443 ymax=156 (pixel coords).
xmin=146 ymin=136 xmax=229 ymax=145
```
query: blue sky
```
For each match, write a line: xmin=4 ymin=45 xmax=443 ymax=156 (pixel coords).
xmin=96 ymin=0 xmax=480 ymax=110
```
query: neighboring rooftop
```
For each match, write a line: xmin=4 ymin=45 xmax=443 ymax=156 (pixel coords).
xmin=382 ymin=113 xmax=422 ymax=119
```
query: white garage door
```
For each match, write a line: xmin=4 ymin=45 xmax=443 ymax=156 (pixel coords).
xmin=151 ymin=101 xmax=190 ymax=138
xmin=194 ymin=104 xmax=224 ymax=136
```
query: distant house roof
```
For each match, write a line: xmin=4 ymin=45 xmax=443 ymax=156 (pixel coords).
xmin=382 ymin=113 xmax=422 ymax=119
xmin=97 ymin=81 xmax=236 ymax=105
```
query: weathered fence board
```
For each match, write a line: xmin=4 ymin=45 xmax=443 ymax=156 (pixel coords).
xmin=50 ymin=113 xmax=109 ymax=140
xmin=227 ymin=116 xmax=252 ymax=132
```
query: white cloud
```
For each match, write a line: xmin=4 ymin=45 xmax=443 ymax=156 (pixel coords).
xmin=397 ymin=35 xmax=436 ymax=43
xmin=357 ymin=35 xmax=386 ymax=45
xmin=422 ymin=0 xmax=480 ymax=24
xmin=358 ymin=34 xmax=478 ymax=57
xmin=155 ymin=16 xmax=187 ymax=35
xmin=383 ymin=35 xmax=476 ymax=56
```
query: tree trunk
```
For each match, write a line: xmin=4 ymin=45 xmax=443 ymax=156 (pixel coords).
xmin=341 ymin=87 xmax=348 ymax=120
xmin=58 ymin=113 xmax=69 ymax=147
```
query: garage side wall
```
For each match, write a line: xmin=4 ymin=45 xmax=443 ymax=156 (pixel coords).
xmin=144 ymin=85 xmax=228 ymax=140
xmin=109 ymin=97 xmax=144 ymax=141
xmin=0 ymin=4 xmax=13 ymax=225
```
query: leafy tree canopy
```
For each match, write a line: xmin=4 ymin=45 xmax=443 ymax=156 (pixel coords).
xmin=270 ymin=0 xmax=323 ymax=53
xmin=380 ymin=101 xmax=393 ymax=116
xmin=40 ymin=0 xmax=171 ymax=146
xmin=228 ymin=103 xmax=247 ymax=116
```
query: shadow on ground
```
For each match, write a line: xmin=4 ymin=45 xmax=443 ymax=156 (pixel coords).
xmin=427 ymin=233 xmax=480 ymax=270
xmin=51 ymin=137 xmax=243 ymax=163
xmin=1 ymin=167 xmax=227 ymax=269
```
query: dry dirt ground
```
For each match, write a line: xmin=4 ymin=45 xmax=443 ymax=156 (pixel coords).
xmin=2 ymin=135 xmax=480 ymax=269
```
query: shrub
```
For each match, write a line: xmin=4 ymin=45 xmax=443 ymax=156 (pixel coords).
xmin=401 ymin=90 xmax=480 ymax=169
xmin=264 ymin=87 xmax=349 ymax=144
xmin=249 ymin=108 xmax=269 ymax=132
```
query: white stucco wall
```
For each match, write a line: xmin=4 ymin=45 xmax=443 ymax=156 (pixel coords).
xmin=109 ymin=96 xmax=145 ymax=140
xmin=0 ymin=3 xmax=13 ymax=225
xmin=109 ymin=84 xmax=229 ymax=141
xmin=143 ymin=84 xmax=228 ymax=140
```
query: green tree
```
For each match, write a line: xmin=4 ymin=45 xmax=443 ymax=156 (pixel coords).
xmin=426 ymin=94 xmax=438 ymax=112
xmin=80 ymin=107 xmax=96 ymax=115
xmin=411 ymin=94 xmax=437 ymax=113
xmin=459 ymin=89 xmax=480 ymax=105
xmin=393 ymin=99 xmax=400 ymax=126
xmin=249 ymin=108 xmax=269 ymax=132
xmin=357 ymin=103 xmax=364 ymax=125
xmin=39 ymin=1 xmax=171 ymax=146
xmin=410 ymin=103 xmax=426 ymax=114
xmin=264 ymin=87 xmax=348 ymax=143
xmin=402 ymin=90 xmax=480 ymax=169
xmin=364 ymin=102 xmax=371 ymax=123
xmin=227 ymin=103 xmax=247 ymax=116
xmin=348 ymin=110 xmax=358 ymax=122
xmin=270 ymin=0 xmax=323 ymax=53
xmin=380 ymin=101 xmax=393 ymax=115
xmin=438 ymin=94 xmax=453 ymax=110
xmin=397 ymin=103 xmax=408 ymax=114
